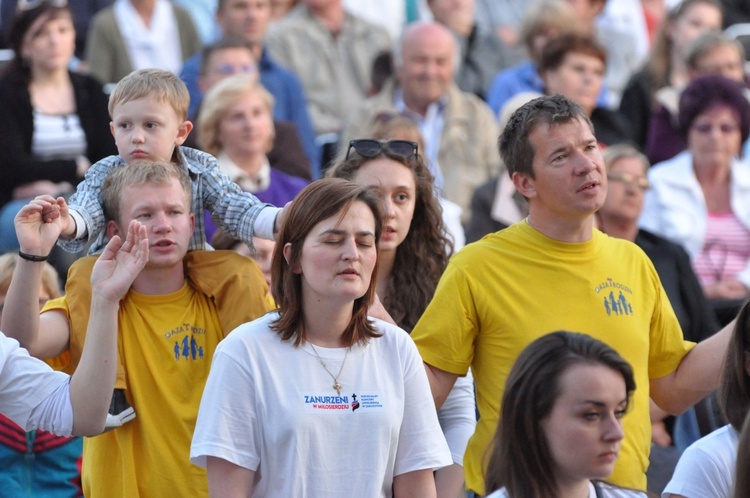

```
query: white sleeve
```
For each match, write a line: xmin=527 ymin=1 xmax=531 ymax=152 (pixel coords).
xmin=0 ymin=333 xmax=73 ymax=435
xmin=190 ymin=345 xmax=260 ymax=471
xmin=437 ymin=369 xmax=476 ymax=465
xmin=253 ymin=206 xmax=282 ymax=241
xmin=393 ymin=336 xmax=452 ymax=476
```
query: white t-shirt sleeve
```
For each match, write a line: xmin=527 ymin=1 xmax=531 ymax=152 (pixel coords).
xmin=190 ymin=343 xmax=260 ymax=470
xmin=393 ymin=333 xmax=452 ymax=476
xmin=0 ymin=333 xmax=73 ymax=435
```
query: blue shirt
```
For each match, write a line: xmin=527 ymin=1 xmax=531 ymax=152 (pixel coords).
xmin=180 ymin=48 xmax=321 ymax=177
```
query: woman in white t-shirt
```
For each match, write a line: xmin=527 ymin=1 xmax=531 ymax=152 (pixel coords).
xmin=484 ymin=331 xmax=646 ymax=498
xmin=190 ymin=178 xmax=451 ymax=497
xmin=663 ymin=300 xmax=750 ymax=498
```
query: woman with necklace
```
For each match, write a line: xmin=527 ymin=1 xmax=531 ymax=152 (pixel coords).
xmin=190 ymin=179 xmax=451 ymax=497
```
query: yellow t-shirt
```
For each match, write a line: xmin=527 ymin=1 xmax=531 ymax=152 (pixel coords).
xmin=411 ymin=222 xmax=695 ymax=495
xmin=47 ymin=284 xmax=220 ymax=497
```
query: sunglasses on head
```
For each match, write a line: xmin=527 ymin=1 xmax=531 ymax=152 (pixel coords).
xmin=345 ymin=139 xmax=418 ymax=160
xmin=17 ymin=0 xmax=67 ymax=11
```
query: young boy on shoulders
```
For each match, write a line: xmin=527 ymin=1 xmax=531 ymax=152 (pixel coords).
xmin=56 ymin=68 xmax=282 ymax=256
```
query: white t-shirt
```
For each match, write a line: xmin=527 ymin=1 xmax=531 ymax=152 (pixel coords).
xmin=487 ymin=482 xmax=647 ymax=497
xmin=0 ymin=332 xmax=73 ymax=435
xmin=662 ymin=424 xmax=738 ymax=498
xmin=190 ymin=312 xmax=451 ymax=496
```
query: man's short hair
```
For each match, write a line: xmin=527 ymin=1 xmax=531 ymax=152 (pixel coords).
xmin=392 ymin=21 xmax=455 ymax=70
xmin=199 ymin=37 xmax=256 ymax=76
xmin=537 ymin=32 xmax=607 ymax=75
xmin=499 ymin=94 xmax=593 ymax=179
xmin=685 ymin=31 xmax=746 ymax=70
xmin=108 ymin=69 xmax=190 ymax=121
xmin=101 ymin=160 xmax=193 ymax=224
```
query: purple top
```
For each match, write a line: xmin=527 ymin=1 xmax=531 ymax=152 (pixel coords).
xmin=204 ymin=168 xmax=309 ymax=243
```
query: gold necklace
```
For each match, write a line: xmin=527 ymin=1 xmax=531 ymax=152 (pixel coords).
xmin=309 ymin=343 xmax=349 ymax=396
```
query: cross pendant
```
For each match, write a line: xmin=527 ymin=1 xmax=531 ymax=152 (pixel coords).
xmin=333 ymin=381 xmax=342 ymax=396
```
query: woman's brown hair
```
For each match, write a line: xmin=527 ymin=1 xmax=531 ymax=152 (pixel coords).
xmin=270 ymin=178 xmax=383 ymax=346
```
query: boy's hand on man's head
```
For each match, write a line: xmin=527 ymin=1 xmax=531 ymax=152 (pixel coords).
xmin=14 ymin=196 xmax=68 ymax=257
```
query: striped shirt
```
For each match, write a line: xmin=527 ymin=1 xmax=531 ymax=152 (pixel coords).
xmin=693 ymin=212 xmax=750 ymax=286
xmin=31 ymin=110 xmax=86 ymax=160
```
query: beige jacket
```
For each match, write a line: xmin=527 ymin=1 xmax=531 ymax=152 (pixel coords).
xmin=85 ymin=2 xmax=201 ymax=85
xmin=341 ymin=79 xmax=501 ymax=221
xmin=266 ymin=5 xmax=392 ymax=135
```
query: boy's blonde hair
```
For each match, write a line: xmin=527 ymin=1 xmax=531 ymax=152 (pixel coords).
xmin=108 ymin=69 xmax=190 ymax=121
xmin=101 ymin=160 xmax=193 ymax=225
xmin=198 ymin=74 xmax=275 ymax=157
xmin=0 ymin=253 xmax=61 ymax=299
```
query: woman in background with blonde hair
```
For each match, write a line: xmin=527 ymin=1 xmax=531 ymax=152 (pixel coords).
xmin=198 ymin=74 xmax=308 ymax=241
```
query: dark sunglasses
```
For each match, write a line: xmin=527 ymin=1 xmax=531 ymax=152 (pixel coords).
xmin=345 ymin=139 xmax=418 ymax=160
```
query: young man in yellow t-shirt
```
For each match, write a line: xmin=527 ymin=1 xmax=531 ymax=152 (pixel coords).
xmin=410 ymin=94 xmax=736 ymax=495
xmin=2 ymin=160 xmax=269 ymax=498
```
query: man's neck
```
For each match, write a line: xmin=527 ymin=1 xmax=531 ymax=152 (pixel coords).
xmin=250 ymin=42 xmax=264 ymax=61
xmin=526 ymin=212 xmax=595 ymax=243
xmin=129 ymin=0 xmax=156 ymax=25
xmin=401 ymin=93 xmax=433 ymax=118
xmin=308 ymin=2 xmax=344 ymax=35
xmin=130 ymin=264 xmax=186 ymax=295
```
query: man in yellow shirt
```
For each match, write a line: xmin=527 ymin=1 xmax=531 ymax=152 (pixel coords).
xmin=411 ymin=94 xmax=735 ymax=495
xmin=2 ymin=160 xmax=269 ymax=498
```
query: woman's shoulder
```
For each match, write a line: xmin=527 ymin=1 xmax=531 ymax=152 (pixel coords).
xmin=682 ymin=424 xmax=738 ymax=456
xmin=0 ymin=73 xmax=26 ymax=97
xmin=366 ymin=318 xmax=415 ymax=350
xmin=222 ymin=312 xmax=280 ymax=347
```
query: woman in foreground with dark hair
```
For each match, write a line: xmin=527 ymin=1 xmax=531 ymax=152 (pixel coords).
xmin=484 ymin=331 xmax=645 ymax=498
xmin=190 ymin=178 xmax=451 ymax=497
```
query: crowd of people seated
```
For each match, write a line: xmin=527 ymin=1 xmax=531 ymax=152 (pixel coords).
xmin=2 ymin=0 xmax=750 ymax=497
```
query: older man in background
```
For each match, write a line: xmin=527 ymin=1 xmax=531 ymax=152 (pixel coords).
xmin=427 ymin=0 xmax=523 ymax=99
xmin=341 ymin=21 xmax=500 ymax=222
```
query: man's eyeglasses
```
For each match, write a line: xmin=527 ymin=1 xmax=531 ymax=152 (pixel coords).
xmin=17 ymin=0 xmax=67 ymax=11
xmin=345 ymin=139 xmax=418 ymax=160
xmin=607 ymin=172 xmax=650 ymax=191
xmin=211 ymin=63 xmax=257 ymax=76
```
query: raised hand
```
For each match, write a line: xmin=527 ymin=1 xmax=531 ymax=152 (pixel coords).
xmin=90 ymin=220 xmax=150 ymax=303
xmin=14 ymin=196 xmax=69 ymax=257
